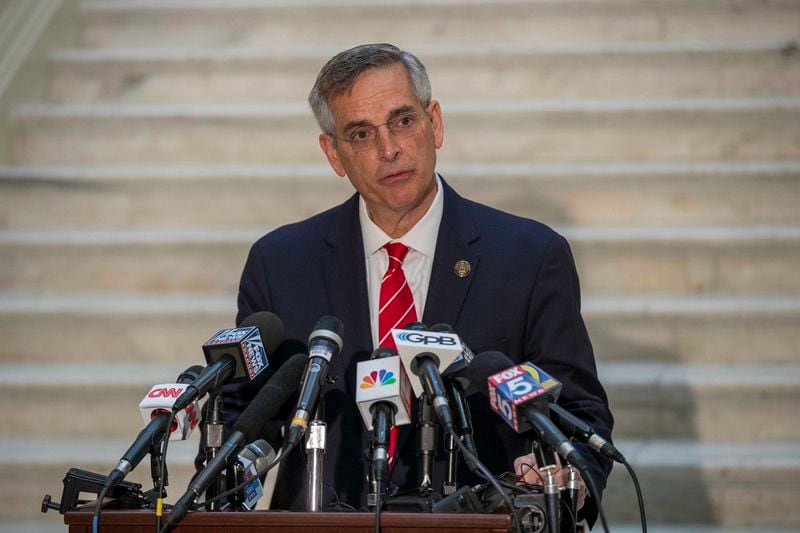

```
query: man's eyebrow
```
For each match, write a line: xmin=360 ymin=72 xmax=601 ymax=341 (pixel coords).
xmin=341 ymin=105 xmax=418 ymax=134
xmin=342 ymin=119 xmax=373 ymax=135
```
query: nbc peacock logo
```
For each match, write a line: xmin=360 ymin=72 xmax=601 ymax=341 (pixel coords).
xmin=360 ymin=369 xmax=396 ymax=389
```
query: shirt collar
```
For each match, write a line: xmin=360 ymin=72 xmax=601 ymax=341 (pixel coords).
xmin=360 ymin=173 xmax=444 ymax=257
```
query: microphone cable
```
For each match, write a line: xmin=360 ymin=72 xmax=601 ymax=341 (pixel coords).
xmin=374 ymin=474 xmax=383 ymax=533
xmin=446 ymin=425 xmax=524 ymax=533
xmin=582 ymin=468 xmax=610 ymax=533
xmin=154 ymin=411 xmax=177 ymax=533
xmin=91 ymin=483 xmax=111 ymax=533
xmin=623 ymin=458 xmax=647 ymax=533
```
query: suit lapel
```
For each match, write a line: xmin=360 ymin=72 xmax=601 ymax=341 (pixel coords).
xmin=321 ymin=194 xmax=373 ymax=378
xmin=422 ymin=180 xmax=481 ymax=329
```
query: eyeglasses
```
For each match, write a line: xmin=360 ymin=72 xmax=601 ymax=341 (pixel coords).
xmin=334 ymin=111 xmax=425 ymax=152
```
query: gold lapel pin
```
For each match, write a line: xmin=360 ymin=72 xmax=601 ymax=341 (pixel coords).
xmin=454 ymin=260 xmax=471 ymax=278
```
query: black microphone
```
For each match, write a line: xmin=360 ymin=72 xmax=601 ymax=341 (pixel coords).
xmin=431 ymin=323 xmax=475 ymax=388
xmin=164 ymin=353 xmax=308 ymax=531
xmin=368 ymin=347 xmax=399 ymax=487
xmin=467 ymin=351 xmax=590 ymax=472
xmin=409 ymin=352 xmax=455 ymax=431
xmin=286 ymin=316 xmax=344 ymax=448
xmin=429 ymin=323 xmax=478 ymax=460
xmin=105 ymin=365 xmax=203 ymax=489
xmin=549 ymin=403 xmax=624 ymax=463
xmin=173 ymin=312 xmax=284 ymax=412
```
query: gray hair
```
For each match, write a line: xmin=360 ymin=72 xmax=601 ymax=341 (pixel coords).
xmin=308 ymin=43 xmax=432 ymax=135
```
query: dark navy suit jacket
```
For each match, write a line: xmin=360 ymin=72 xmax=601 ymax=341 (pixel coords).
xmin=223 ymin=178 xmax=613 ymax=521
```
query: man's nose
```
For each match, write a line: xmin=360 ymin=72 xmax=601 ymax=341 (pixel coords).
xmin=376 ymin=125 xmax=401 ymax=161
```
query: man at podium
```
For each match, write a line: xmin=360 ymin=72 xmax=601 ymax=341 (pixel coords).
xmin=220 ymin=43 xmax=613 ymax=526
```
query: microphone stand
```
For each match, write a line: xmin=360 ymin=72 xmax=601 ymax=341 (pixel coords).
xmin=305 ymin=401 xmax=326 ymax=511
xmin=446 ymin=378 xmax=479 ymax=471
xmin=416 ymin=394 xmax=437 ymax=495
xmin=149 ymin=438 xmax=167 ymax=500
xmin=442 ymin=431 xmax=457 ymax=496
xmin=366 ymin=442 xmax=379 ymax=510
xmin=204 ymin=392 xmax=225 ymax=510
xmin=532 ymin=439 xmax=560 ymax=533
xmin=561 ymin=463 xmax=579 ymax=533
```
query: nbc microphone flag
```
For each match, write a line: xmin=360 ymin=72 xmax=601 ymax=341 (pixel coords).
xmin=355 ymin=356 xmax=413 ymax=429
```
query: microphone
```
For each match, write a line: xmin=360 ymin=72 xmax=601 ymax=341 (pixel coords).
xmin=392 ymin=327 xmax=463 ymax=398
xmin=355 ymin=347 xmax=414 ymax=431
xmin=137 ymin=366 xmax=204 ymax=442
xmin=409 ymin=352 xmax=455 ymax=431
xmin=431 ymin=323 xmax=476 ymax=387
xmin=428 ymin=324 xmax=478 ymax=460
xmin=164 ymin=352 xmax=307 ymax=531
xmin=467 ymin=351 xmax=590 ymax=472
xmin=356 ymin=347 xmax=413 ymax=488
xmin=105 ymin=365 xmax=203 ymax=489
xmin=173 ymin=311 xmax=284 ymax=412
xmin=549 ymin=402 xmax=624 ymax=463
xmin=286 ymin=316 xmax=344 ymax=448
xmin=227 ymin=439 xmax=276 ymax=511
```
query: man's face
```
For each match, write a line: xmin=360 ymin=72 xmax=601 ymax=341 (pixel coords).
xmin=319 ymin=64 xmax=444 ymax=228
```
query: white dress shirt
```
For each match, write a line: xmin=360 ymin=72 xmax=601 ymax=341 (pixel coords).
xmin=360 ymin=173 xmax=445 ymax=348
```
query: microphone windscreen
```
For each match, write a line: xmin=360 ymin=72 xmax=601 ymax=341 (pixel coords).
xmin=309 ymin=315 xmax=344 ymax=352
xmin=370 ymin=347 xmax=397 ymax=360
xmin=313 ymin=315 xmax=344 ymax=336
xmin=240 ymin=311 xmax=284 ymax=354
xmin=234 ymin=352 xmax=308 ymax=441
xmin=466 ymin=351 xmax=515 ymax=397
xmin=177 ymin=365 xmax=205 ymax=384
xmin=240 ymin=439 xmax=276 ymax=471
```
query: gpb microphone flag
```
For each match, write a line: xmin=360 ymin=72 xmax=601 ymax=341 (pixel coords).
xmin=391 ymin=328 xmax=463 ymax=397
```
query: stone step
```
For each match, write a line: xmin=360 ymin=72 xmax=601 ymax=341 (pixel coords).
xmin=3 ymin=437 xmax=799 ymax=526
xmin=47 ymin=41 xmax=800 ymax=103
xmin=77 ymin=0 xmax=800 ymax=48
xmin=2 ymin=361 xmax=797 ymax=441
xmin=2 ymin=161 xmax=799 ymax=229
xmin=584 ymin=294 xmax=800 ymax=365
xmin=10 ymin=98 xmax=800 ymax=165
xmin=3 ymin=227 xmax=800 ymax=295
xmin=0 ymin=293 xmax=797 ymax=365
xmin=599 ymin=363 xmax=800 ymax=441
xmin=603 ymin=440 xmax=800 ymax=528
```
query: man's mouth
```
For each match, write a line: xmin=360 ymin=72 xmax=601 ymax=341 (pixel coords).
xmin=382 ymin=170 xmax=411 ymax=181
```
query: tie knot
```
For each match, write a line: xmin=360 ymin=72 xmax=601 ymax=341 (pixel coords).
xmin=384 ymin=242 xmax=410 ymax=266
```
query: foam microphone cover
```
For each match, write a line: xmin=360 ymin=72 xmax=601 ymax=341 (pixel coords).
xmin=234 ymin=352 xmax=309 ymax=442
xmin=240 ymin=311 xmax=285 ymax=355
xmin=466 ymin=350 xmax=515 ymax=398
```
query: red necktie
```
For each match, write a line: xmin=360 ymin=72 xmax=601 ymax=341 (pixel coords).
xmin=378 ymin=242 xmax=418 ymax=466
xmin=378 ymin=242 xmax=418 ymax=350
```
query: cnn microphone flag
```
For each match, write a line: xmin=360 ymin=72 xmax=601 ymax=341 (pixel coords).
xmin=139 ymin=383 xmax=201 ymax=440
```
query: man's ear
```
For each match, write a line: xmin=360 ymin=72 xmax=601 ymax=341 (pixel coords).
xmin=319 ymin=133 xmax=347 ymax=177
xmin=428 ymin=100 xmax=444 ymax=150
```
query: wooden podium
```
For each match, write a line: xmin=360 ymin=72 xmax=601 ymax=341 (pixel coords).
xmin=65 ymin=510 xmax=512 ymax=532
